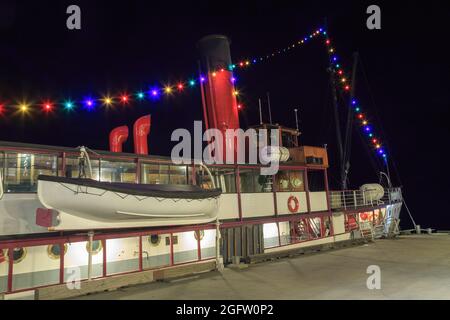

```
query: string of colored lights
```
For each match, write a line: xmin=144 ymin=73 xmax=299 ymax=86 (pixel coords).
xmin=228 ymin=27 xmax=387 ymax=160
xmin=0 ymin=26 xmax=386 ymax=160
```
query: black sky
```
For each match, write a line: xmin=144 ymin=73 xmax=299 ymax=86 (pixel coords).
xmin=0 ymin=0 xmax=449 ymax=229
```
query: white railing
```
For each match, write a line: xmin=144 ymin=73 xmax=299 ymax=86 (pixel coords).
xmin=330 ymin=187 xmax=402 ymax=210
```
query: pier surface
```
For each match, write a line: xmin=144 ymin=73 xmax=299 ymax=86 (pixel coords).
xmin=73 ymin=235 xmax=450 ymax=300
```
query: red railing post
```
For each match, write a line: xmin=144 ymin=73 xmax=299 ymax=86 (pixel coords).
xmin=59 ymin=242 xmax=65 ymax=284
xmin=197 ymin=231 xmax=202 ymax=261
xmin=102 ymin=239 xmax=107 ymax=277
xmin=236 ymin=166 xmax=243 ymax=221
xmin=138 ymin=236 xmax=143 ymax=271
xmin=170 ymin=233 xmax=174 ymax=266
xmin=304 ymin=169 xmax=311 ymax=213
xmin=7 ymin=247 xmax=14 ymax=292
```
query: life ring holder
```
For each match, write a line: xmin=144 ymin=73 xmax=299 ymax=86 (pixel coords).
xmin=287 ymin=195 xmax=300 ymax=213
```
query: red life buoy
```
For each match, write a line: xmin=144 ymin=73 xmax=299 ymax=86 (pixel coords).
xmin=287 ymin=196 xmax=300 ymax=213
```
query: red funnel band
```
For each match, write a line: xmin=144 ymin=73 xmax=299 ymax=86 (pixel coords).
xmin=109 ymin=125 xmax=129 ymax=153
xmin=133 ymin=115 xmax=151 ymax=155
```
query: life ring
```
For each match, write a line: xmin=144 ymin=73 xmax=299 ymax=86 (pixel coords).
xmin=287 ymin=196 xmax=300 ymax=213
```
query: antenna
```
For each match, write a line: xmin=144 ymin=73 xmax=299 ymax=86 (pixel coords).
xmin=294 ymin=108 xmax=299 ymax=131
xmin=266 ymin=92 xmax=273 ymax=124
xmin=258 ymin=98 xmax=263 ymax=124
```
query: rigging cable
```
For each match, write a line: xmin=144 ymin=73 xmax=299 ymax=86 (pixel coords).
xmin=358 ymin=54 xmax=418 ymax=229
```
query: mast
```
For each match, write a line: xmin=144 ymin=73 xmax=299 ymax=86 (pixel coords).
xmin=328 ymin=67 xmax=345 ymax=190
xmin=342 ymin=52 xmax=359 ymax=189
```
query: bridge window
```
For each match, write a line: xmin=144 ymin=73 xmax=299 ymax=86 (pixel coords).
xmin=198 ymin=166 xmax=236 ymax=193
xmin=2 ymin=152 xmax=57 ymax=193
xmin=276 ymin=170 xmax=305 ymax=192
xmin=307 ymin=170 xmax=326 ymax=192
xmin=239 ymin=168 xmax=273 ymax=193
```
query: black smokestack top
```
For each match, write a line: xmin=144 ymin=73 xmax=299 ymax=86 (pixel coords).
xmin=197 ymin=34 xmax=232 ymax=70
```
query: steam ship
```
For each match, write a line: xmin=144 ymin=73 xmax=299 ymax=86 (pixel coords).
xmin=0 ymin=35 xmax=402 ymax=297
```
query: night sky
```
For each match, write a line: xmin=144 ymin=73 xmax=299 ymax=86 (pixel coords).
xmin=0 ymin=1 xmax=448 ymax=229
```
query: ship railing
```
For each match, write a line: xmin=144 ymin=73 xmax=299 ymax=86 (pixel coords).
xmin=330 ymin=187 xmax=402 ymax=210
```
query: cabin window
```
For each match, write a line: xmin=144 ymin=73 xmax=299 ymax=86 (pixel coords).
xmin=141 ymin=163 xmax=189 ymax=185
xmin=2 ymin=152 xmax=57 ymax=193
xmin=239 ymin=168 xmax=273 ymax=193
xmin=276 ymin=170 xmax=305 ymax=192
xmin=63 ymin=157 xmax=100 ymax=180
xmin=169 ymin=165 xmax=187 ymax=184
xmin=100 ymin=159 xmax=136 ymax=183
xmin=198 ymin=166 xmax=236 ymax=193
xmin=307 ymin=170 xmax=326 ymax=192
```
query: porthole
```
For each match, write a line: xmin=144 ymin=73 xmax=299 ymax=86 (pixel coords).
xmin=194 ymin=230 xmax=205 ymax=241
xmin=3 ymin=248 xmax=27 ymax=264
xmin=47 ymin=244 xmax=68 ymax=259
xmin=85 ymin=240 xmax=102 ymax=255
xmin=148 ymin=234 xmax=161 ymax=246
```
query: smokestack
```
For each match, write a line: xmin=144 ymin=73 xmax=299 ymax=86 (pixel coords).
xmin=197 ymin=35 xmax=240 ymax=161
xmin=109 ymin=125 xmax=129 ymax=153
xmin=133 ymin=115 xmax=151 ymax=155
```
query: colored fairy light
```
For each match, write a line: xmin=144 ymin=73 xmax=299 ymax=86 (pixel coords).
xmin=352 ymin=100 xmax=356 ymax=105
xmin=369 ymin=133 xmax=373 ymax=137
xmin=365 ymin=126 xmax=371 ymax=132
xmin=64 ymin=100 xmax=74 ymax=110
xmin=355 ymin=107 xmax=360 ymax=112
xmin=189 ymin=79 xmax=195 ymax=86
xmin=84 ymin=98 xmax=95 ymax=110
xmin=344 ymin=85 xmax=350 ymax=91
xmin=338 ymin=70 xmax=343 ymax=75
xmin=341 ymin=78 xmax=346 ymax=83
xmin=325 ymin=39 xmax=330 ymax=45
xmin=372 ymin=138 xmax=378 ymax=144
xmin=358 ymin=114 xmax=363 ymax=119
xmin=237 ymin=104 xmax=242 ymax=110
xmin=253 ymin=59 xmax=257 ymax=63
xmin=19 ymin=103 xmax=29 ymax=112
xmin=329 ymin=48 xmax=334 ymax=53
xmin=212 ymin=72 xmax=217 ymax=77
xmin=136 ymin=92 xmax=145 ymax=99
xmin=233 ymin=90 xmax=239 ymax=96
xmin=375 ymin=144 xmax=381 ymax=149
xmin=336 ymin=64 xmax=340 ymax=68
xmin=231 ymin=76 xmax=236 ymax=83
xmin=120 ymin=94 xmax=129 ymax=103
xmin=245 ymin=61 xmax=250 ymax=65
xmin=43 ymin=101 xmax=53 ymax=112
xmin=200 ymin=76 xmax=206 ymax=83
xmin=239 ymin=62 xmax=244 ymax=67
xmin=177 ymin=83 xmax=184 ymax=90
xmin=362 ymin=120 xmax=368 ymax=125
xmin=164 ymin=86 xmax=172 ymax=94
xmin=102 ymin=96 xmax=113 ymax=106
xmin=332 ymin=56 xmax=337 ymax=62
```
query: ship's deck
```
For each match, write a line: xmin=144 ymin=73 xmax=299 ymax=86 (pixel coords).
xmin=71 ymin=234 xmax=450 ymax=300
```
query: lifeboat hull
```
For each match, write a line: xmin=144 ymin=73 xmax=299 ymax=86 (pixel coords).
xmin=36 ymin=176 xmax=221 ymax=230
